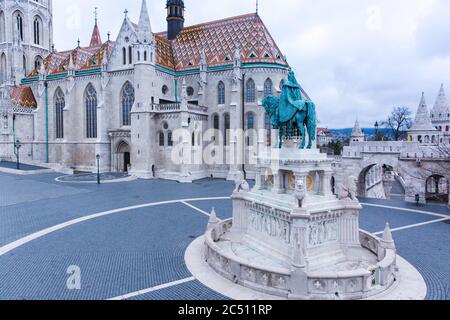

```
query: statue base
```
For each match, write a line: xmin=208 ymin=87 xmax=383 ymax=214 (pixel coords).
xmin=197 ymin=147 xmax=401 ymax=300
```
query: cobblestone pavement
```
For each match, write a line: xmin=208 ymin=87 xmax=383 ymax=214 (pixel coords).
xmin=0 ymin=173 xmax=448 ymax=300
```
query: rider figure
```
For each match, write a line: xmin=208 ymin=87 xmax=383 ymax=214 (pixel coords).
xmin=280 ymin=70 xmax=305 ymax=113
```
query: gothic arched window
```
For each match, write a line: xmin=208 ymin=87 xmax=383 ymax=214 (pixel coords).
xmin=213 ymin=114 xmax=220 ymax=144
xmin=33 ymin=16 xmax=42 ymax=45
xmin=121 ymin=82 xmax=135 ymax=126
xmin=265 ymin=113 xmax=272 ymax=146
xmin=246 ymin=78 xmax=256 ymax=103
xmin=279 ymin=79 xmax=285 ymax=91
xmin=54 ymin=88 xmax=65 ymax=139
xmin=224 ymin=113 xmax=230 ymax=146
xmin=122 ymin=47 xmax=126 ymax=65
xmin=15 ymin=13 xmax=24 ymax=42
xmin=0 ymin=53 xmax=6 ymax=83
xmin=22 ymin=55 xmax=26 ymax=76
xmin=217 ymin=81 xmax=225 ymax=105
xmin=85 ymin=84 xmax=98 ymax=139
xmin=247 ymin=112 xmax=255 ymax=146
xmin=128 ymin=46 xmax=133 ymax=64
xmin=264 ymin=78 xmax=273 ymax=98
xmin=34 ymin=56 xmax=43 ymax=70
xmin=159 ymin=132 xmax=165 ymax=146
xmin=0 ymin=11 xmax=5 ymax=43
xmin=168 ymin=131 xmax=173 ymax=147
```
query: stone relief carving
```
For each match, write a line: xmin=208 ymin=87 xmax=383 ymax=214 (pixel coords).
xmin=308 ymin=219 xmax=338 ymax=247
xmin=248 ymin=207 xmax=291 ymax=244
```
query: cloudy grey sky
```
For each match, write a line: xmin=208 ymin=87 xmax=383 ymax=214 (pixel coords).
xmin=53 ymin=0 xmax=450 ymax=128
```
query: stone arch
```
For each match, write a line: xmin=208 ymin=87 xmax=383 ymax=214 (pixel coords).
xmin=357 ymin=161 xmax=398 ymax=199
xmin=426 ymin=175 xmax=449 ymax=203
xmin=114 ymin=140 xmax=131 ymax=173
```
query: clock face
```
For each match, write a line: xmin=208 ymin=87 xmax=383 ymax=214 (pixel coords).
xmin=307 ymin=175 xmax=315 ymax=192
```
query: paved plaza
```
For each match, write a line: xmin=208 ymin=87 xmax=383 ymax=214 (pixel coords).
xmin=0 ymin=172 xmax=448 ymax=300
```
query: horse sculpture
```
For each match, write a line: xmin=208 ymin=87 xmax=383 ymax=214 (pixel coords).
xmin=262 ymin=70 xmax=317 ymax=149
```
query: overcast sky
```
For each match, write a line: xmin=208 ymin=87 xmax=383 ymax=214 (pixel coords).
xmin=53 ymin=0 xmax=450 ymax=128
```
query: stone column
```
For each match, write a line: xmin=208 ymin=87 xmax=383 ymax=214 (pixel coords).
xmin=271 ymin=172 xmax=283 ymax=194
xmin=320 ymin=171 xmax=333 ymax=196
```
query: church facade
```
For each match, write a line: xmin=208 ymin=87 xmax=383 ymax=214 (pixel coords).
xmin=0 ymin=0 xmax=290 ymax=182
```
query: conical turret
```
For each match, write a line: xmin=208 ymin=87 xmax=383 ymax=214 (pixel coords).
xmin=410 ymin=92 xmax=436 ymax=132
xmin=431 ymin=84 xmax=450 ymax=121
xmin=350 ymin=119 xmax=365 ymax=142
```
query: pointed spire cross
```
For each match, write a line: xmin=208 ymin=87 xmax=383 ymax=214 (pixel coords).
xmin=94 ymin=7 xmax=98 ymax=26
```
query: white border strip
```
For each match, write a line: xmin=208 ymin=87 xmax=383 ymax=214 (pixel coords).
xmin=0 ymin=197 xmax=230 ymax=257
xmin=361 ymin=202 xmax=449 ymax=219
xmin=374 ymin=218 xmax=450 ymax=236
xmin=108 ymin=277 xmax=196 ymax=300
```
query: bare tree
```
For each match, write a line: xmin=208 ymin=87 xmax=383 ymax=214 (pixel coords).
xmin=382 ymin=106 xmax=413 ymax=141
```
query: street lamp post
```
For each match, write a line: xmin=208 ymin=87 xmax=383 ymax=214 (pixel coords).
xmin=14 ymin=139 xmax=22 ymax=170
xmin=96 ymin=154 xmax=101 ymax=185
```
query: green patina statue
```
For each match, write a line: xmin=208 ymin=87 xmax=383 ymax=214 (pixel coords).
xmin=263 ymin=70 xmax=317 ymax=149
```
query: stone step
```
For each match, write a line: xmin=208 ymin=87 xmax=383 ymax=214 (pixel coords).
xmin=307 ymin=249 xmax=347 ymax=271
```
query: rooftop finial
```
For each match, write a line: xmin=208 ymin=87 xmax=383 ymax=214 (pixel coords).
xmin=94 ymin=7 xmax=98 ymax=26
xmin=124 ymin=9 xmax=128 ymax=18
xmin=256 ymin=0 xmax=259 ymax=15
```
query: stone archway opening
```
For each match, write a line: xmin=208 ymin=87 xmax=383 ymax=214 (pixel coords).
xmin=358 ymin=164 xmax=398 ymax=199
xmin=115 ymin=141 xmax=131 ymax=173
xmin=426 ymin=175 xmax=449 ymax=204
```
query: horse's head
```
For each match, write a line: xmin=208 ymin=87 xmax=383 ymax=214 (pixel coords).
xmin=262 ymin=96 xmax=279 ymax=115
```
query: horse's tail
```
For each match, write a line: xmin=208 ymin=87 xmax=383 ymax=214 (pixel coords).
xmin=306 ymin=102 xmax=317 ymax=141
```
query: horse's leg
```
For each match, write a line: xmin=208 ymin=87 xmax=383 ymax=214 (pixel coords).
xmin=307 ymin=126 xmax=313 ymax=149
xmin=296 ymin=113 xmax=306 ymax=149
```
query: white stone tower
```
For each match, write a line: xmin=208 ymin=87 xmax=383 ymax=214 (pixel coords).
xmin=409 ymin=92 xmax=438 ymax=145
xmin=0 ymin=0 xmax=53 ymax=85
xmin=350 ymin=119 xmax=365 ymax=143
xmin=130 ymin=0 xmax=158 ymax=178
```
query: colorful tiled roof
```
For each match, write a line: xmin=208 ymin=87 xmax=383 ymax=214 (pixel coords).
xmin=26 ymin=13 xmax=287 ymax=77
xmin=10 ymin=86 xmax=37 ymax=109
xmin=28 ymin=41 xmax=113 ymax=77
xmin=156 ymin=13 xmax=288 ymax=71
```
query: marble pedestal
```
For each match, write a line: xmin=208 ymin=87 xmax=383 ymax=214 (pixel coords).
xmin=203 ymin=148 xmax=398 ymax=300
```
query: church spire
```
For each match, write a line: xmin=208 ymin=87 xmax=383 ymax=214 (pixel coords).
xmin=138 ymin=0 xmax=153 ymax=43
xmin=89 ymin=8 xmax=102 ymax=47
